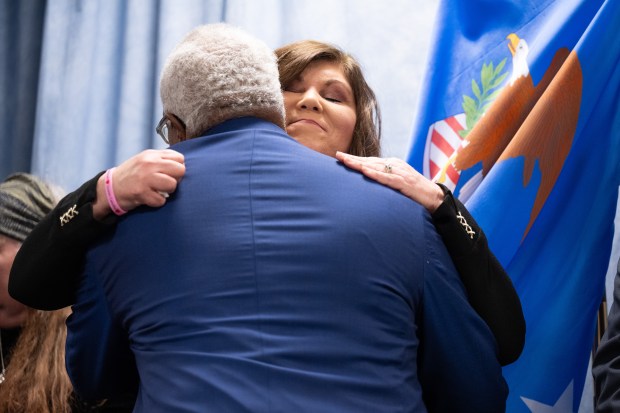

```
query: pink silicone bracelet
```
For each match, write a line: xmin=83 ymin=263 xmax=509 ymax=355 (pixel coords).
xmin=104 ymin=168 xmax=127 ymax=216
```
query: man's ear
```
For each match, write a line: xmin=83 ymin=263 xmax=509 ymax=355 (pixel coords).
xmin=176 ymin=127 xmax=187 ymax=142
xmin=169 ymin=114 xmax=187 ymax=143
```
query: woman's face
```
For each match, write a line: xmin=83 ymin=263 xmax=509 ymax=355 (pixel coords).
xmin=283 ymin=60 xmax=357 ymax=157
xmin=0 ymin=235 xmax=26 ymax=328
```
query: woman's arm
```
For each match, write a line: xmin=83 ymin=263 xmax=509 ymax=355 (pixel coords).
xmin=431 ymin=184 xmax=525 ymax=365
xmin=336 ymin=152 xmax=525 ymax=365
xmin=8 ymin=149 xmax=185 ymax=310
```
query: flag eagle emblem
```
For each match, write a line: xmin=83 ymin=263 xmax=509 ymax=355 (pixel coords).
xmin=425 ymin=33 xmax=582 ymax=239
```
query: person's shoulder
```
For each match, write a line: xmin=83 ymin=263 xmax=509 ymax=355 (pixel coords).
xmin=367 ymin=178 xmax=430 ymax=218
xmin=212 ymin=117 xmax=287 ymax=137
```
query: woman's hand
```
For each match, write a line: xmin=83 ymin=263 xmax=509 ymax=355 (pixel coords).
xmin=93 ymin=149 xmax=186 ymax=220
xmin=336 ymin=151 xmax=444 ymax=213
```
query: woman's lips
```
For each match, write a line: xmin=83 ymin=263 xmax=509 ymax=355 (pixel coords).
xmin=292 ymin=119 xmax=325 ymax=131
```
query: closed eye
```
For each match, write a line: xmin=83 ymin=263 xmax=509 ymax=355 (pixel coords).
xmin=324 ymin=97 xmax=342 ymax=103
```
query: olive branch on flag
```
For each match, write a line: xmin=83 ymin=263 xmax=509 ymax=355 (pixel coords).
xmin=460 ymin=58 xmax=508 ymax=138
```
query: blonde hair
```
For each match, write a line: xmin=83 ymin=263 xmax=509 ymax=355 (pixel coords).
xmin=0 ymin=308 xmax=74 ymax=413
xmin=275 ymin=40 xmax=382 ymax=157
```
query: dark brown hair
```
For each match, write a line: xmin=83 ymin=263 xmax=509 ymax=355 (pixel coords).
xmin=275 ymin=40 xmax=381 ymax=157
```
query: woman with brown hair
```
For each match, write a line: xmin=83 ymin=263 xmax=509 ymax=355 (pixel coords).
xmin=0 ymin=309 xmax=132 ymax=413
xmin=0 ymin=174 xmax=132 ymax=413
xmin=0 ymin=308 xmax=73 ymax=413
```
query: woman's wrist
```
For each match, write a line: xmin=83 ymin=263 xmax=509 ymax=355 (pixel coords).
xmin=92 ymin=174 xmax=113 ymax=221
xmin=427 ymin=182 xmax=448 ymax=213
xmin=103 ymin=168 xmax=128 ymax=216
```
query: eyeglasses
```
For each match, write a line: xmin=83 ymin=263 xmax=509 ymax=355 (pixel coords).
xmin=156 ymin=115 xmax=171 ymax=144
xmin=156 ymin=113 xmax=186 ymax=144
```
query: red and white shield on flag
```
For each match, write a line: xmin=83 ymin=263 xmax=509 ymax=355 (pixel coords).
xmin=422 ymin=113 xmax=466 ymax=191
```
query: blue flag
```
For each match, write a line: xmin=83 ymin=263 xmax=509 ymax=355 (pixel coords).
xmin=407 ymin=0 xmax=620 ymax=411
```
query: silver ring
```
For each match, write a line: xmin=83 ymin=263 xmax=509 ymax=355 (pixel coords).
xmin=158 ymin=191 xmax=170 ymax=199
xmin=384 ymin=163 xmax=393 ymax=174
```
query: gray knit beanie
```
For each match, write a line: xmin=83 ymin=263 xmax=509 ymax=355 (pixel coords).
xmin=159 ymin=23 xmax=285 ymax=138
xmin=0 ymin=173 xmax=56 ymax=242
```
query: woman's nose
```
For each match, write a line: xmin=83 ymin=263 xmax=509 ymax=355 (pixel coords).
xmin=297 ymin=89 xmax=321 ymax=112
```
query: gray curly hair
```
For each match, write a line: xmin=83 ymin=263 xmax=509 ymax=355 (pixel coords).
xmin=160 ymin=24 xmax=285 ymax=139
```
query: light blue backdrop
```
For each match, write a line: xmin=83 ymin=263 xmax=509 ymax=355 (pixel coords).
xmin=0 ymin=0 xmax=438 ymax=192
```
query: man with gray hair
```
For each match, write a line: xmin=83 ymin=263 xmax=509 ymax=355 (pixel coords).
xmin=155 ymin=23 xmax=285 ymax=144
xmin=65 ymin=23 xmax=506 ymax=412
